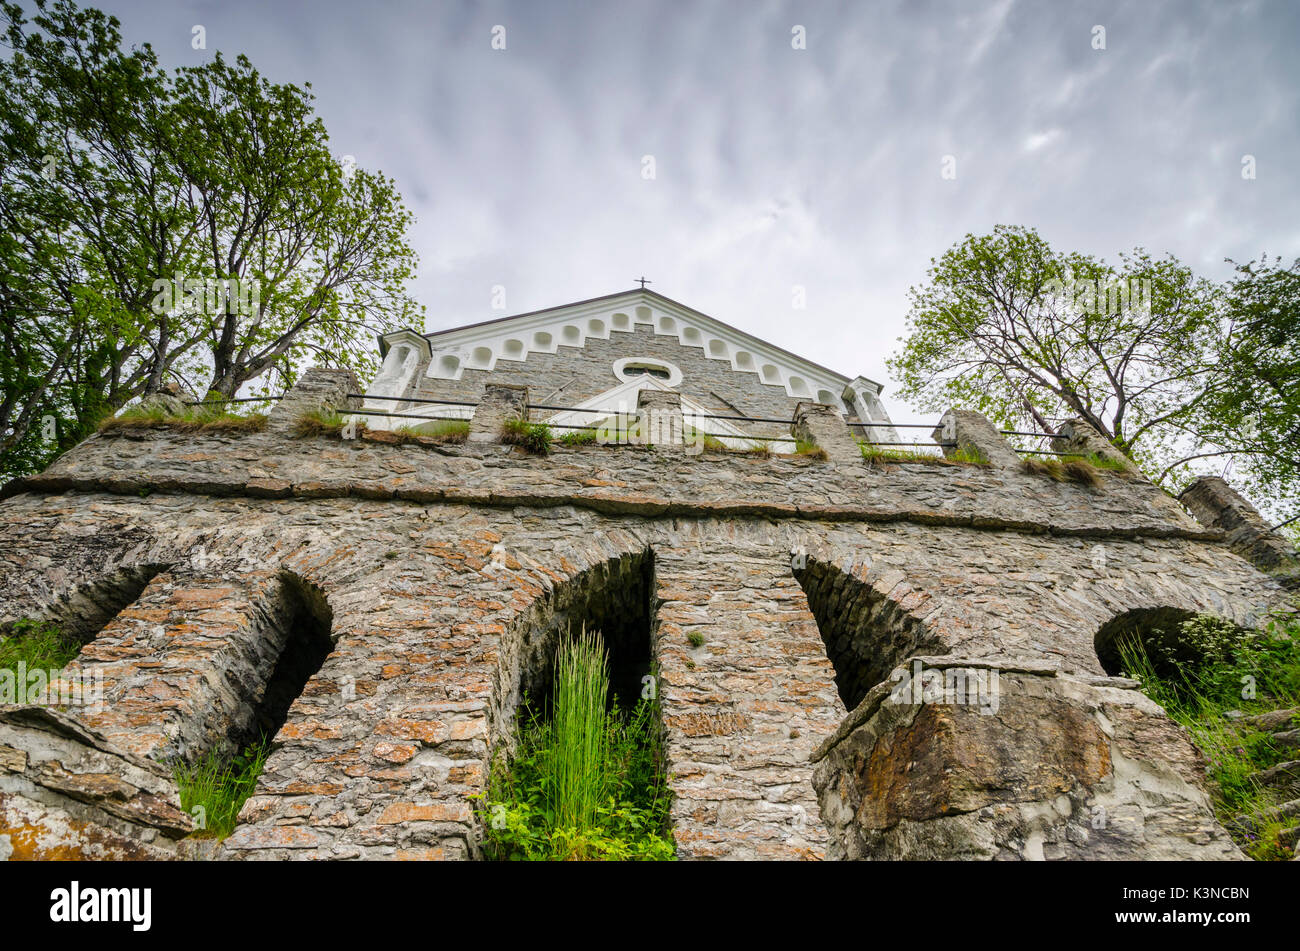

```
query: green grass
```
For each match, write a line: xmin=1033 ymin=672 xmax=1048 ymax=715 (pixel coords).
xmin=293 ymin=408 xmax=365 ymax=439
xmin=687 ymin=632 xmax=706 ymax=648
xmin=794 ymin=440 xmax=830 ymax=460
xmin=398 ymin=419 xmax=469 ymax=444
xmin=1116 ymin=614 xmax=1300 ymax=860
xmin=558 ymin=430 xmax=598 ymax=447
xmin=174 ymin=737 xmax=273 ymax=839
xmin=101 ymin=403 xmax=268 ymax=435
xmin=0 ymin=618 xmax=79 ymax=671
xmin=1020 ymin=456 xmax=1102 ymax=486
xmin=1020 ymin=452 xmax=1134 ymax=486
xmin=502 ymin=417 xmax=553 ymax=455
xmin=477 ymin=629 xmax=674 ymax=861
xmin=860 ymin=443 xmax=988 ymax=466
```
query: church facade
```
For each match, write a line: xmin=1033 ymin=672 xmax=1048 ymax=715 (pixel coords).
xmin=0 ymin=288 xmax=1296 ymax=861
xmin=365 ymin=288 xmax=899 ymax=449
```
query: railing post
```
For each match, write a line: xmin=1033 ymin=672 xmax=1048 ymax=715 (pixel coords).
xmin=792 ymin=402 xmax=861 ymax=462
xmin=637 ymin=389 xmax=684 ymax=448
xmin=1050 ymin=418 xmax=1133 ymax=471
xmin=1180 ymin=476 xmax=1300 ymax=581
xmin=268 ymin=368 xmax=361 ymax=434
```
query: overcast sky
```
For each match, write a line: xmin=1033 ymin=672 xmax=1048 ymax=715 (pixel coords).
xmin=93 ymin=0 xmax=1300 ymax=424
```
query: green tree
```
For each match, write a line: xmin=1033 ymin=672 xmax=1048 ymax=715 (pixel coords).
xmin=1194 ymin=255 xmax=1300 ymax=531
xmin=0 ymin=0 xmax=422 ymax=480
xmin=888 ymin=226 xmax=1227 ymax=479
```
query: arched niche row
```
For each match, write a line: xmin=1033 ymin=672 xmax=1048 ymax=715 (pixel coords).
xmin=792 ymin=556 xmax=944 ymax=710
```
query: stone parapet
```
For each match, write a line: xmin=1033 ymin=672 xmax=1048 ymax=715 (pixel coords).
xmin=1181 ymin=476 xmax=1300 ymax=583
xmin=792 ymin=401 xmax=860 ymax=462
xmin=469 ymin=384 xmax=528 ymax=444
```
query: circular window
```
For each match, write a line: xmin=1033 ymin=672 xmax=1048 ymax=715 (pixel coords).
xmin=613 ymin=357 xmax=682 ymax=387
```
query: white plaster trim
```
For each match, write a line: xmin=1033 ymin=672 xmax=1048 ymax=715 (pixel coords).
xmin=612 ymin=357 xmax=683 ymax=387
xmin=415 ymin=290 xmax=864 ymax=410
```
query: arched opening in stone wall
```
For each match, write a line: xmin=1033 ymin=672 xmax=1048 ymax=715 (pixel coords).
xmin=1094 ymin=606 xmax=1203 ymax=678
xmin=0 ymin=563 xmax=167 ymax=661
xmin=481 ymin=547 xmax=671 ymax=859
xmin=509 ymin=550 xmax=657 ymax=718
xmin=229 ymin=572 xmax=335 ymax=751
xmin=793 ymin=557 xmax=944 ymax=710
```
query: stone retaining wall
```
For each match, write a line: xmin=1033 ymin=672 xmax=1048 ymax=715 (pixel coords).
xmin=0 ymin=374 xmax=1295 ymax=861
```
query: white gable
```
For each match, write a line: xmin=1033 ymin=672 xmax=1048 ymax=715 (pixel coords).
xmin=405 ymin=289 xmax=873 ymax=408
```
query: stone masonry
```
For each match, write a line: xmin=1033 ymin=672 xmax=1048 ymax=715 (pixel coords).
xmin=0 ymin=367 xmax=1296 ymax=861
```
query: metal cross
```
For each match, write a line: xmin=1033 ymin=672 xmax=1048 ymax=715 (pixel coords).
xmin=635 ymin=276 xmax=651 ymax=289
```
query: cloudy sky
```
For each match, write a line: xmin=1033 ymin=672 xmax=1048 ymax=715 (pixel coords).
xmin=95 ymin=0 xmax=1300 ymax=424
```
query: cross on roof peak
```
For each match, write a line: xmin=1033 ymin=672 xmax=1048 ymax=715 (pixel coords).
xmin=635 ymin=276 xmax=652 ymax=289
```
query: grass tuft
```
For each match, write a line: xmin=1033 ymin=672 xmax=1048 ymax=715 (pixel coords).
xmin=174 ymin=738 xmax=272 ymax=839
xmin=502 ymin=417 xmax=553 ymax=455
xmin=292 ymin=409 xmax=364 ymax=439
xmin=476 ymin=628 xmax=674 ymax=861
xmin=0 ymin=618 xmax=79 ymax=671
xmin=101 ymin=404 xmax=267 ymax=435
xmin=1021 ymin=456 xmax=1101 ymax=486
xmin=794 ymin=440 xmax=830 ymax=461
xmin=558 ymin=430 xmax=598 ymax=448
xmin=860 ymin=443 xmax=988 ymax=466
xmin=398 ymin=420 xmax=469 ymax=444
xmin=1117 ymin=614 xmax=1300 ymax=860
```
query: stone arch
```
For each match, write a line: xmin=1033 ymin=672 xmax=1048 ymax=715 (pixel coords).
xmin=1 ymin=562 xmax=168 ymax=650
xmin=1093 ymin=605 xmax=1208 ymax=678
xmin=792 ymin=555 xmax=945 ymax=710
xmin=69 ymin=567 xmax=337 ymax=764
xmin=490 ymin=542 xmax=657 ymax=748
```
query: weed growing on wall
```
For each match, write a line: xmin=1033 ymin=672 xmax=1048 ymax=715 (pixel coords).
xmin=1117 ymin=614 xmax=1300 ymax=860
xmin=477 ymin=629 xmax=674 ymax=860
xmin=174 ymin=738 xmax=273 ymax=839
xmin=0 ymin=618 xmax=79 ymax=671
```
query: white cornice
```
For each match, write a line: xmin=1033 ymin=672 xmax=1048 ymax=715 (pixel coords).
xmin=402 ymin=290 xmax=864 ymax=407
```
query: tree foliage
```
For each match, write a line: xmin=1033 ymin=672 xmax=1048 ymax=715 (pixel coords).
xmin=0 ymin=0 xmax=422 ymax=480
xmin=888 ymin=225 xmax=1296 ymax=525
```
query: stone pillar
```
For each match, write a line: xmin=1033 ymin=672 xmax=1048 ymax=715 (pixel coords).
xmin=1180 ymin=477 xmax=1300 ymax=580
xmin=792 ymin=401 xmax=860 ymax=463
xmin=1051 ymin=417 xmax=1133 ymax=470
xmin=135 ymin=382 xmax=187 ymax=417
xmin=637 ymin=389 xmax=684 ymax=448
xmin=468 ymin=384 xmax=529 ymax=444
xmin=930 ymin=409 xmax=1020 ymax=468
xmin=653 ymin=544 xmax=844 ymax=859
xmin=268 ymin=367 xmax=361 ymax=434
